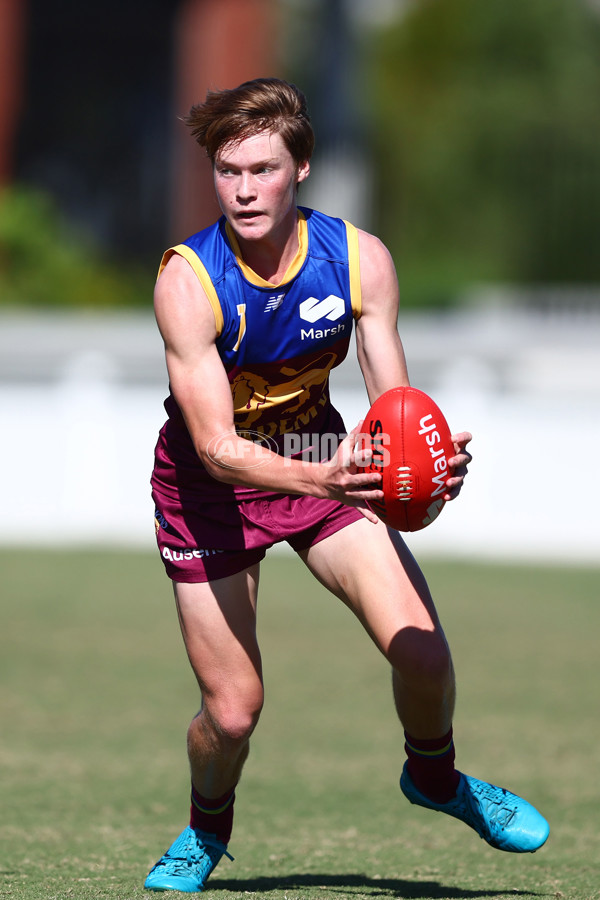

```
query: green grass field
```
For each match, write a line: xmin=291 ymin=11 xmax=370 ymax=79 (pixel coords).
xmin=1 ymin=548 xmax=599 ymax=900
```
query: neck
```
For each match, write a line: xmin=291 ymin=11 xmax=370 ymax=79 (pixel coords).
xmin=235 ymin=209 xmax=299 ymax=284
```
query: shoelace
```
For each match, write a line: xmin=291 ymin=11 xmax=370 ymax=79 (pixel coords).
xmin=465 ymin=781 xmax=518 ymax=834
xmin=184 ymin=834 xmax=234 ymax=866
xmin=155 ymin=831 xmax=233 ymax=877
xmin=199 ymin=833 xmax=235 ymax=863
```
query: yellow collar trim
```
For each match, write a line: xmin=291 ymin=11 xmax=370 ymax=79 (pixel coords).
xmin=225 ymin=211 xmax=308 ymax=288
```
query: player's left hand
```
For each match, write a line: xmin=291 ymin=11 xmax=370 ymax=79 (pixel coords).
xmin=443 ymin=431 xmax=473 ymax=501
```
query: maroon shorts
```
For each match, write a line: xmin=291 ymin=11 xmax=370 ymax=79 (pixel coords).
xmin=152 ymin=489 xmax=363 ymax=583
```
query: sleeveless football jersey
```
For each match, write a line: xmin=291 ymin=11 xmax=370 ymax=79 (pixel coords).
xmin=152 ymin=206 xmax=362 ymax=500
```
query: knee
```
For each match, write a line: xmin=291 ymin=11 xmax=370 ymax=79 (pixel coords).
xmin=196 ymin=684 xmax=264 ymax=747
xmin=390 ymin=628 xmax=454 ymax=693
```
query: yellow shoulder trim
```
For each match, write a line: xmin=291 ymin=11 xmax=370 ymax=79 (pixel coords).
xmin=344 ymin=220 xmax=362 ymax=319
xmin=157 ymin=245 xmax=224 ymax=337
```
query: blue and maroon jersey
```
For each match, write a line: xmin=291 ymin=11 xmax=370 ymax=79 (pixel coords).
xmin=152 ymin=206 xmax=362 ymax=500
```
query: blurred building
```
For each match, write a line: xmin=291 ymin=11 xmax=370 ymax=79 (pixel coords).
xmin=1 ymin=0 xmax=384 ymax=264
xmin=1 ymin=0 xmax=281 ymax=260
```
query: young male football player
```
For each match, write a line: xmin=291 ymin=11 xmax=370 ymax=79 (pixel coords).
xmin=146 ymin=77 xmax=549 ymax=892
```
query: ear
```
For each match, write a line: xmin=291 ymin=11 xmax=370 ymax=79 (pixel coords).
xmin=296 ymin=159 xmax=310 ymax=185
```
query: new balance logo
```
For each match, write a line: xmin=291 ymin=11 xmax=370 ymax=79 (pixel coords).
xmin=299 ymin=295 xmax=345 ymax=323
xmin=265 ymin=293 xmax=285 ymax=312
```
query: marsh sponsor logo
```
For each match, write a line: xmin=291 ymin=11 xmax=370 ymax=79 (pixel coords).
xmin=299 ymin=294 xmax=346 ymax=340
xmin=417 ymin=414 xmax=450 ymax=498
xmin=162 ymin=547 xmax=225 ymax=563
xmin=417 ymin=413 xmax=451 ymax=527
xmin=299 ymin=294 xmax=345 ymax=323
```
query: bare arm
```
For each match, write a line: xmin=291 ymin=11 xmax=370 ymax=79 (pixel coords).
xmin=355 ymin=230 xmax=410 ymax=402
xmin=154 ymin=253 xmax=383 ymax=516
xmin=355 ymin=230 xmax=472 ymax=500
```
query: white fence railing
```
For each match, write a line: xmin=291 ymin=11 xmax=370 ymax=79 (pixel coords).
xmin=1 ymin=307 xmax=598 ymax=563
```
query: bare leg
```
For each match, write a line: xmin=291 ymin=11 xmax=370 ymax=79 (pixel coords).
xmin=174 ymin=564 xmax=264 ymax=798
xmin=144 ymin=565 xmax=264 ymax=891
xmin=299 ymin=518 xmax=455 ymax=738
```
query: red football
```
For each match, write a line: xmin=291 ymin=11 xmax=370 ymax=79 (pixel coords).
xmin=364 ymin=386 xmax=455 ymax=532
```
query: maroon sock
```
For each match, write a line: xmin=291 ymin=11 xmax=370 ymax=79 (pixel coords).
xmin=190 ymin=785 xmax=235 ymax=845
xmin=404 ymin=728 xmax=460 ymax=803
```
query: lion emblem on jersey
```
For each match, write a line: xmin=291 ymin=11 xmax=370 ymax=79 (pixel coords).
xmin=230 ymin=350 xmax=338 ymax=433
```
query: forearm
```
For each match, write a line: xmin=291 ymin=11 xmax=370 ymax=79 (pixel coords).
xmin=357 ymin=327 xmax=411 ymax=403
xmin=194 ymin=426 xmax=383 ymax=523
xmin=197 ymin=430 xmax=329 ymax=497
xmin=355 ymin=228 xmax=411 ymax=402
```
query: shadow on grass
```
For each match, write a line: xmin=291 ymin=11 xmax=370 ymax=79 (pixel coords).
xmin=209 ymin=872 xmax=544 ymax=898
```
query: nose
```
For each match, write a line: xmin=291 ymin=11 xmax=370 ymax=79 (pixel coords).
xmin=237 ymin=172 xmax=257 ymax=203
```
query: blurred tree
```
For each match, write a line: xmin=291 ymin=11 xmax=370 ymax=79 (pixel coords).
xmin=367 ymin=0 xmax=600 ymax=307
xmin=0 ymin=187 xmax=151 ymax=308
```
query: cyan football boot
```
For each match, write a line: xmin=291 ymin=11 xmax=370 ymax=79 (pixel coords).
xmin=400 ymin=763 xmax=549 ymax=853
xmin=144 ymin=826 xmax=233 ymax=892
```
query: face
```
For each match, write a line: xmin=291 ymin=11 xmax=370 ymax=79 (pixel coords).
xmin=213 ymin=130 xmax=310 ymax=245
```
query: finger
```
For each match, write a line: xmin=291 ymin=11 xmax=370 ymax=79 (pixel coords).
xmin=448 ymin=453 xmax=471 ymax=471
xmin=353 ymin=445 xmax=373 ymax=468
xmin=443 ymin=475 xmax=464 ymax=501
xmin=450 ymin=431 xmax=473 ymax=451
xmin=358 ymin=505 xmax=380 ymax=524
xmin=336 ymin=424 xmax=367 ymax=468
xmin=443 ymin=487 xmax=460 ymax=502
xmin=345 ymin=472 xmax=382 ymax=490
xmin=346 ymin=421 xmax=366 ymax=441
xmin=348 ymin=497 xmax=381 ymax=524
xmin=450 ymin=430 xmax=472 ymax=445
